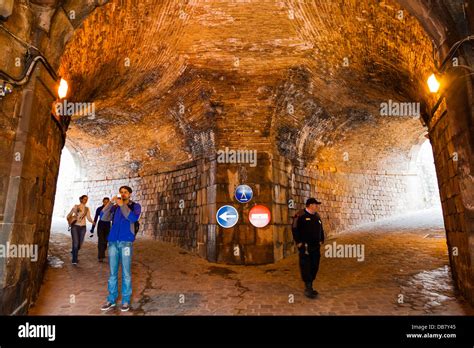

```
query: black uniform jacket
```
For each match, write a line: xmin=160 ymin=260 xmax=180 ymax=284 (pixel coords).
xmin=293 ymin=209 xmax=325 ymax=250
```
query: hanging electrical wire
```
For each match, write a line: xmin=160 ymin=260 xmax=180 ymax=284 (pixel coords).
xmin=438 ymin=35 xmax=474 ymax=73
xmin=0 ymin=24 xmax=58 ymax=86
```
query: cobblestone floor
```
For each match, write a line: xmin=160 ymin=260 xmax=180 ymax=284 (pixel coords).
xmin=29 ymin=208 xmax=473 ymax=315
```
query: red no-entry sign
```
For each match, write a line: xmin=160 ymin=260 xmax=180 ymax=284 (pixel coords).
xmin=249 ymin=205 xmax=271 ymax=228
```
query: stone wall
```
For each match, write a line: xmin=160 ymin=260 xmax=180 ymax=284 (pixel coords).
xmin=271 ymin=154 xmax=433 ymax=261
xmin=213 ymin=152 xmax=275 ymax=265
xmin=396 ymin=0 xmax=474 ymax=305
xmin=0 ymin=67 xmax=64 ymax=315
xmin=428 ymin=77 xmax=474 ymax=305
xmin=0 ymin=87 xmax=19 ymax=221
xmin=56 ymin=159 xmax=218 ymax=258
xmin=57 ymin=152 xmax=277 ymax=265
xmin=56 ymin=147 xmax=436 ymax=266
xmin=1 ymin=0 xmax=473 ymax=313
xmin=0 ymin=0 xmax=110 ymax=315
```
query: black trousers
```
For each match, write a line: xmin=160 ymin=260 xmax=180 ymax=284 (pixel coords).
xmin=298 ymin=246 xmax=321 ymax=284
xmin=97 ymin=220 xmax=111 ymax=259
xmin=71 ymin=225 xmax=86 ymax=263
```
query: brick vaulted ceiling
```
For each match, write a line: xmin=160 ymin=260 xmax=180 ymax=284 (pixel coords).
xmin=58 ymin=0 xmax=436 ymax=179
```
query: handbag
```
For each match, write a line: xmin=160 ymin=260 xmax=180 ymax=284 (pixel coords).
xmin=67 ymin=214 xmax=77 ymax=226
xmin=67 ymin=205 xmax=78 ymax=226
xmin=67 ymin=206 xmax=88 ymax=226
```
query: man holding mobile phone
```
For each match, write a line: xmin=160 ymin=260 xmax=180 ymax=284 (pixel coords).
xmin=99 ymin=185 xmax=141 ymax=312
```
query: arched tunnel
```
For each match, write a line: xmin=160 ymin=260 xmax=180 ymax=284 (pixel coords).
xmin=0 ymin=0 xmax=473 ymax=316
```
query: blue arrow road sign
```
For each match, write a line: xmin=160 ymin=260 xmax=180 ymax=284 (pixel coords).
xmin=235 ymin=184 xmax=253 ymax=203
xmin=216 ymin=205 xmax=239 ymax=228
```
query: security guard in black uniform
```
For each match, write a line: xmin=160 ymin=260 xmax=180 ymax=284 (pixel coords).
xmin=292 ymin=198 xmax=325 ymax=299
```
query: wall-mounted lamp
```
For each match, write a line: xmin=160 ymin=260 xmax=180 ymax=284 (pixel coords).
xmin=52 ymin=78 xmax=69 ymax=119
xmin=58 ymin=78 xmax=68 ymax=99
xmin=427 ymin=74 xmax=440 ymax=94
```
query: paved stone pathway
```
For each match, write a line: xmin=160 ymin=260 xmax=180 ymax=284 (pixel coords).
xmin=29 ymin=209 xmax=473 ymax=315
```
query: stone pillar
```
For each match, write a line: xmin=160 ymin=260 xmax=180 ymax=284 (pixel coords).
xmin=0 ymin=65 xmax=64 ymax=315
xmin=214 ymin=152 xmax=275 ymax=264
xmin=196 ymin=158 xmax=218 ymax=261
xmin=271 ymin=155 xmax=305 ymax=262
xmin=429 ymin=71 xmax=474 ymax=305
xmin=0 ymin=0 xmax=108 ymax=315
xmin=395 ymin=0 xmax=474 ymax=306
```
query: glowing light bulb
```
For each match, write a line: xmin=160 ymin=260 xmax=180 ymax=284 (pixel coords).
xmin=427 ymin=74 xmax=440 ymax=93
xmin=58 ymin=78 xmax=68 ymax=99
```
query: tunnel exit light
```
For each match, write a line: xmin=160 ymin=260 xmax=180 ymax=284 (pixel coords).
xmin=427 ymin=74 xmax=440 ymax=93
xmin=57 ymin=78 xmax=68 ymax=99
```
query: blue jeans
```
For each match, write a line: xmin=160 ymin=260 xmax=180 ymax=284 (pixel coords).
xmin=70 ymin=225 xmax=86 ymax=263
xmin=106 ymin=241 xmax=133 ymax=304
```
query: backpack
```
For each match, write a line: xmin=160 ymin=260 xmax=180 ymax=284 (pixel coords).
xmin=111 ymin=202 xmax=140 ymax=236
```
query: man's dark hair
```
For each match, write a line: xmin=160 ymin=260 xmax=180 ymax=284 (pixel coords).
xmin=306 ymin=197 xmax=321 ymax=206
xmin=79 ymin=195 xmax=88 ymax=200
xmin=103 ymin=197 xmax=110 ymax=201
xmin=119 ymin=185 xmax=133 ymax=194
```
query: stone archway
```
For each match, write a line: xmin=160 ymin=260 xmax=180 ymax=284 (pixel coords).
xmin=0 ymin=0 xmax=473 ymax=314
xmin=396 ymin=0 xmax=474 ymax=305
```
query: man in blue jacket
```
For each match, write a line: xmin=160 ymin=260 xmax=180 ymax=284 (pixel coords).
xmin=100 ymin=185 xmax=141 ymax=312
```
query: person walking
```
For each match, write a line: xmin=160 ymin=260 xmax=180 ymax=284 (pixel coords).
xmin=66 ymin=195 xmax=94 ymax=265
xmin=91 ymin=197 xmax=112 ymax=262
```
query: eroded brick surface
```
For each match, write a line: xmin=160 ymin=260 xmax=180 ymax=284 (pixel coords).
xmin=1 ymin=0 xmax=473 ymax=313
